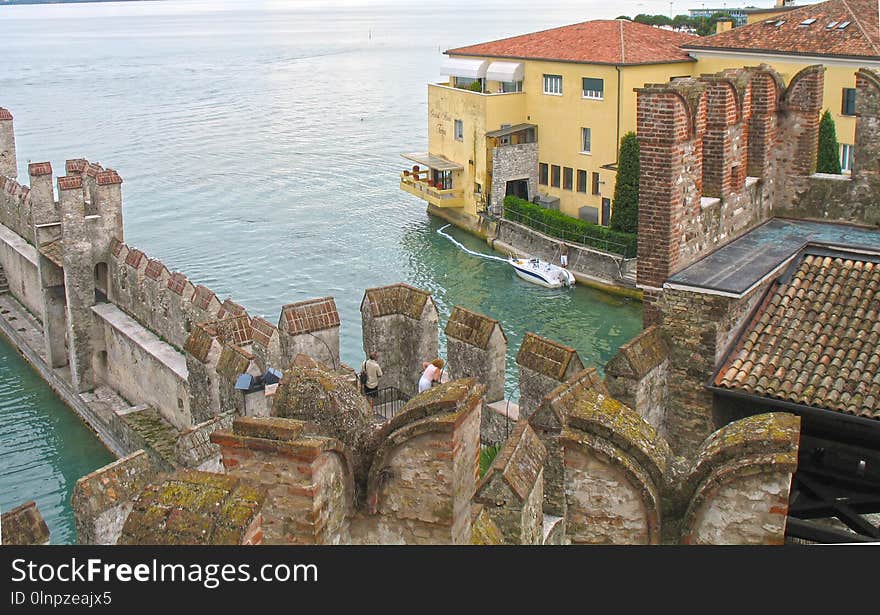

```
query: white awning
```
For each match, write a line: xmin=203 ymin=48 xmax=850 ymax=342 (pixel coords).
xmin=401 ymin=152 xmax=463 ymax=171
xmin=440 ymin=57 xmax=489 ymax=80
xmin=486 ymin=61 xmax=524 ymax=82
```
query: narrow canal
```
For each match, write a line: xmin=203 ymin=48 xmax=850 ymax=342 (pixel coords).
xmin=0 ymin=335 xmax=114 ymax=544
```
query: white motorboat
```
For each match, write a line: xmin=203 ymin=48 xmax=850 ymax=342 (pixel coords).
xmin=509 ymin=257 xmax=576 ymax=288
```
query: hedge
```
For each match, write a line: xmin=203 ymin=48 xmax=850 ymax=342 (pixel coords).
xmin=502 ymin=195 xmax=637 ymax=258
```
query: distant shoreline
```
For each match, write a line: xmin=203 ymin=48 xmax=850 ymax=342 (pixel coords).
xmin=1 ymin=0 xmax=159 ymax=6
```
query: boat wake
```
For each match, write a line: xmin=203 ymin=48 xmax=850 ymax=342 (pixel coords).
xmin=436 ymin=224 xmax=508 ymax=264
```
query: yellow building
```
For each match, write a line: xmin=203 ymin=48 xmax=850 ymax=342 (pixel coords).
xmin=400 ymin=20 xmax=698 ymax=229
xmin=684 ymin=0 xmax=880 ymax=174
xmin=401 ymin=1 xmax=880 ymax=232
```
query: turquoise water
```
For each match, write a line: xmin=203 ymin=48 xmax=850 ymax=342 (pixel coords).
xmin=0 ymin=335 xmax=114 ymax=544
xmin=0 ymin=0 xmax=658 ymax=542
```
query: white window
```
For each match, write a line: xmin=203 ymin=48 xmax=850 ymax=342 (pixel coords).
xmin=454 ymin=119 xmax=463 ymax=141
xmin=543 ymin=74 xmax=563 ymax=95
xmin=582 ymin=77 xmax=604 ymax=100
xmin=581 ymin=127 xmax=591 ymax=154
xmin=840 ymin=144 xmax=854 ymax=172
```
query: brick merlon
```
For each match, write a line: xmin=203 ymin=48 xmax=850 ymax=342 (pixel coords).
xmin=95 ymin=169 xmax=123 ymax=185
xmin=57 ymin=175 xmax=83 ymax=191
xmin=0 ymin=108 xmax=12 ymax=121
xmin=28 ymin=162 xmax=52 ymax=177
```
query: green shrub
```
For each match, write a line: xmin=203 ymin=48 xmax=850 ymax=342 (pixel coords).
xmin=610 ymin=132 xmax=640 ymax=234
xmin=480 ymin=444 xmax=502 ymax=478
xmin=817 ymin=110 xmax=842 ymax=174
xmin=503 ymin=195 xmax=637 ymax=258
xmin=468 ymin=80 xmax=483 ymax=92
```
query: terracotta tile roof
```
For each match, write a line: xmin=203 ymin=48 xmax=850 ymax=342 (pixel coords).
xmin=715 ymin=250 xmax=880 ymax=419
xmin=84 ymin=163 xmax=103 ymax=178
xmin=57 ymin=175 xmax=83 ymax=191
xmin=215 ymin=314 xmax=253 ymax=347
xmin=28 ymin=162 xmax=52 ymax=177
xmin=280 ymin=297 xmax=340 ymax=335
xmin=363 ymin=283 xmax=431 ymax=320
xmin=685 ymin=0 xmax=880 ymax=59
xmin=216 ymin=344 xmax=254 ymax=379
xmin=96 ymin=169 xmax=123 ymax=185
xmin=166 ymin=272 xmax=191 ymax=297
xmin=447 ymin=19 xmax=697 ymax=65
xmin=250 ymin=317 xmax=277 ymax=348
xmin=217 ymin=298 xmax=247 ymax=320
xmin=184 ymin=324 xmax=216 ymax=364
xmin=65 ymin=159 xmax=88 ymax=174
xmin=192 ymin=285 xmax=217 ymax=311
xmin=0 ymin=108 xmax=12 ymax=121
xmin=444 ymin=305 xmax=505 ymax=349
xmin=516 ymin=332 xmax=581 ymax=380
xmin=125 ymin=248 xmax=145 ymax=269
xmin=144 ymin=258 xmax=168 ymax=281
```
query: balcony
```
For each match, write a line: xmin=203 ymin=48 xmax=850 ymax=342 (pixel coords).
xmin=399 ymin=153 xmax=464 ymax=209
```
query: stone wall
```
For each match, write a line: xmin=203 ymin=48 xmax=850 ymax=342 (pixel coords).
xmin=492 ymin=218 xmax=634 ymax=284
xmin=776 ymin=68 xmax=880 ymax=226
xmin=211 ymin=417 xmax=353 ymax=545
xmin=604 ymin=325 xmax=670 ymax=437
xmin=444 ymin=305 xmax=506 ymax=403
xmin=278 ymin=297 xmax=341 ymax=368
xmin=474 ymin=421 xmax=546 ymax=544
xmin=516 ymin=332 xmax=584 ymax=420
xmin=361 ymin=283 xmax=439 ymax=397
xmin=0 ymin=222 xmax=41 ymax=318
xmin=490 ymin=142 xmax=538 ymax=212
xmin=635 ymin=65 xmax=820 ymax=324
xmin=72 ymin=450 xmax=160 ymax=545
xmin=92 ymin=302 xmax=192 ymax=430
xmin=658 ymin=278 xmax=773 ymax=457
xmin=1 ymin=501 xmax=50 ymax=545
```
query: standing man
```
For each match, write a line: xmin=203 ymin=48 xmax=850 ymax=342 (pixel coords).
xmin=362 ymin=351 xmax=383 ymax=408
xmin=559 ymin=242 xmax=569 ymax=269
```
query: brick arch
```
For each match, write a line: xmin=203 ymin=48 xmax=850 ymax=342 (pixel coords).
xmin=677 ymin=412 xmax=800 ymax=544
xmin=780 ymin=65 xmax=825 ymax=176
xmin=701 ymin=78 xmax=744 ymax=198
xmin=746 ymin=68 xmax=783 ymax=177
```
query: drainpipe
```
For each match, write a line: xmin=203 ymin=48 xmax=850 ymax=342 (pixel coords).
xmin=615 ymin=65 xmax=622 ymax=163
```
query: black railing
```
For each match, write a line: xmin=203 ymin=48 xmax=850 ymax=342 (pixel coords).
xmin=502 ymin=207 xmax=636 ymax=258
xmin=372 ymin=387 xmax=411 ymax=421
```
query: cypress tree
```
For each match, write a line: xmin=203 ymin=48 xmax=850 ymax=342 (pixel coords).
xmin=609 ymin=132 xmax=640 ymax=234
xmin=817 ymin=109 xmax=842 ymax=174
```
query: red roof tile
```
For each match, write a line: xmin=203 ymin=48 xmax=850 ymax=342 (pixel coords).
xmin=144 ymin=259 xmax=168 ymax=281
xmin=447 ymin=19 xmax=697 ymax=65
xmin=0 ymin=108 xmax=12 ymax=121
xmin=28 ymin=162 xmax=52 ymax=177
xmin=125 ymin=248 xmax=145 ymax=269
xmin=715 ymin=250 xmax=880 ymax=419
xmin=166 ymin=272 xmax=191 ymax=297
xmin=280 ymin=297 xmax=340 ymax=335
xmin=96 ymin=169 xmax=123 ymax=185
xmin=685 ymin=0 xmax=880 ymax=59
xmin=250 ymin=317 xmax=277 ymax=348
xmin=57 ymin=175 xmax=83 ymax=191
xmin=192 ymin=285 xmax=217 ymax=312
xmin=65 ymin=159 xmax=88 ymax=175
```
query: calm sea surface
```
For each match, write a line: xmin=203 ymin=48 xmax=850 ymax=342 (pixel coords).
xmin=0 ymin=0 xmax=778 ymax=542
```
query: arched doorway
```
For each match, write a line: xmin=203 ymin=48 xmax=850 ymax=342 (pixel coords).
xmin=94 ymin=262 xmax=108 ymax=303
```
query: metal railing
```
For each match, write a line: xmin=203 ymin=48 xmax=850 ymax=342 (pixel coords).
xmin=372 ymin=387 xmax=411 ymax=421
xmin=502 ymin=207 xmax=636 ymax=258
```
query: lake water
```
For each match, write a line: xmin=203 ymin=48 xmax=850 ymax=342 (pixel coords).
xmin=0 ymin=0 xmax=773 ymax=542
